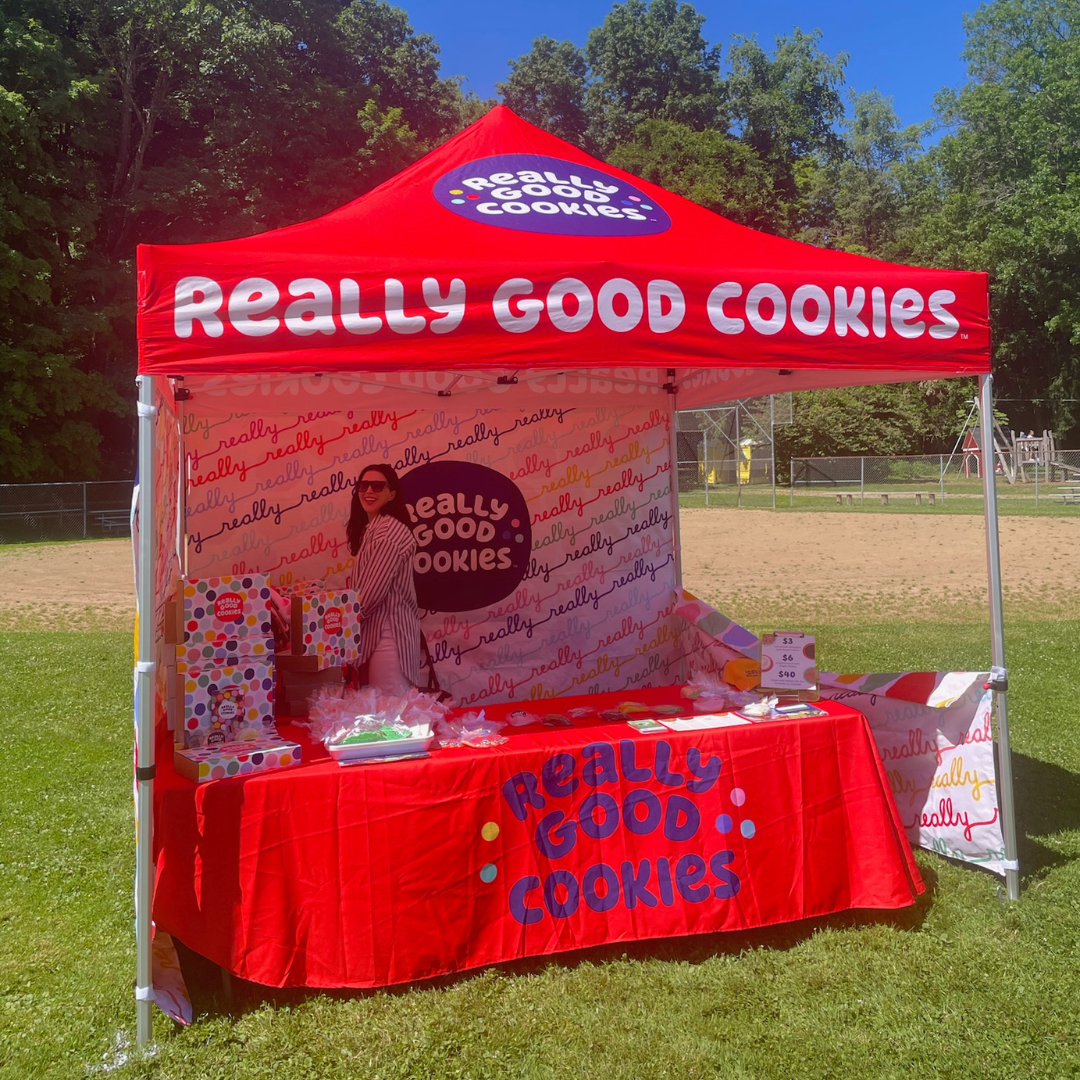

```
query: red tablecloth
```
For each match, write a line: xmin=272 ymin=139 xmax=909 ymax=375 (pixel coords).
xmin=154 ymin=688 xmax=923 ymax=989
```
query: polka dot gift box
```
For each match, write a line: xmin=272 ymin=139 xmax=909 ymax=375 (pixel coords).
xmin=173 ymin=734 xmax=302 ymax=784
xmin=176 ymin=659 xmax=275 ymax=749
xmin=301 ymin=589 xmax=362 ymax=669
xmin=175 ymin=635 xmax=274 ymax=668
xmin=181 ymin=575 xmax=275 ymax=662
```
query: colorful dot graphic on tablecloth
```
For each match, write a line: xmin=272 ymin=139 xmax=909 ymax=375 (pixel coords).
xmin=715 ymin=814 xmax=733 ymax=834
xmin=741 ymin=820 xmax=756 ymax=839
xmin=730 ymin=787 xmax=746 ymax=807
xmin=449 ymin=189 xmax=464 ymax=194
xmin=452 ymin=199 xmax=465 ymax=204
xmin=481 ymin=821 xmax=500 ymax=841
xmin=479 ymin=864 xmax=498 ymax=883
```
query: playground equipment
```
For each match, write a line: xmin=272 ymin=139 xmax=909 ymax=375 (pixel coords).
xmin=947 ymin=400 xmax=1067 ymax=483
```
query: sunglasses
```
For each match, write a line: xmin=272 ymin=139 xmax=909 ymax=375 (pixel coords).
xmin=356 ymin=479 xmax=388 ymax=493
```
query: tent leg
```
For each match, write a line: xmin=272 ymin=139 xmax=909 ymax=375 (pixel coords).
xmin=667 ymin=394 xmax=683 ymax=587
xmin=978 ymin=374 xmax=1020 ymax=900
xmin=135 ymin=375 xmax=157 ymax=1045
xmin=667 ymin=393 xmax=685 ymax=683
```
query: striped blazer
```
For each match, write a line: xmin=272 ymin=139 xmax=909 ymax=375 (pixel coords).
xmin=350 ymin=514 xmax=420 ymax=685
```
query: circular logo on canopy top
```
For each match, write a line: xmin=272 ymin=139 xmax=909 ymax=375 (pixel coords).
xmin=433 ymin=154 xmax=671 ymax=237
xmin=400 ymin=461 xmax=531 ymax=612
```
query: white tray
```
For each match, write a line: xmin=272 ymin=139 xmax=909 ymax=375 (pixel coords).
xmin=328 ymin=725 xmax=434 ymax=764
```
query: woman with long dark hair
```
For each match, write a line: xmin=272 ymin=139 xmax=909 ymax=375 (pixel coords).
xmin=345 ymin=463 xmax=419 ymax=694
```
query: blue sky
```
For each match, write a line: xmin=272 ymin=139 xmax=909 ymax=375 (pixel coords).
xmin=401 ymin=0 xmax=977 ymax=133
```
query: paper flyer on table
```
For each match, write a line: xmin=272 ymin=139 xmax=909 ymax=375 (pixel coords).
xmin=660 ymin=713 xmax=750 ymax=731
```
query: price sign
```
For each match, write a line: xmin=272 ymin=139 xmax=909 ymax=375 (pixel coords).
xmin=759 ymin=631 xmax=818 ymax=698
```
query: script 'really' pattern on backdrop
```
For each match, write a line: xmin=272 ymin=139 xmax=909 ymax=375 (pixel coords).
xmin=181 ymin=401 xmax=681 ymax=703
xmin=675 ymin=591 xmax=1005 ymax=877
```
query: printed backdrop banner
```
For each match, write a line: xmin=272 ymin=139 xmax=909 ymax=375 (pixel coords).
xmin=182 ymin=400 xmax=681 ymax=704
xmin=675 ymin=592 xmax=1005 ymax=876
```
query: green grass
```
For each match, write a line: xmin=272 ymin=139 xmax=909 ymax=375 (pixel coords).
xmin=2 ymin=621 xmax=1079 ymax=1079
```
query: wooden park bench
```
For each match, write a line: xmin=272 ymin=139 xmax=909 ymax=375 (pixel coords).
xmin=858 ymin=492 xmax=936 ymax=507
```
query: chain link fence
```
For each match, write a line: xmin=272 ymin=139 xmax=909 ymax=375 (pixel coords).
xmin=789 ymin=450 xmax=1080 ymax=508
xmin=5 ymin=444 xmax=1078 ymax=542
xmin=0 ymin=482 xmax=134 ymax=543
xmin=676 ymin=403 xmax=780 ymax=508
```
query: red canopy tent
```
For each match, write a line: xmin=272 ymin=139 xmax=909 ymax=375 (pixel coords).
xmin=137 ymin=105 xmax=989 ymax=386
xmin=132 ymin=106 xmax=1014 ymax=1044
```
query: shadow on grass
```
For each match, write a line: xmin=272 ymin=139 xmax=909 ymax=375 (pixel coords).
xmin=172 ymin=861 xmax=939 ymax=1022
xmin=1011 ymin=750 xmax=1080 ymax=881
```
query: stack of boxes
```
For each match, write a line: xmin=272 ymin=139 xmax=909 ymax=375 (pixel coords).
xmin=275 ymin=585 xmax=360 ymax=715
xmin=166 ymin=575 xmax=278 ymax=749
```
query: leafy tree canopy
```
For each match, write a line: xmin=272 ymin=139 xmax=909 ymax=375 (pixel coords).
xmin=897 ymin=0 xmax=1080 ymax=436
xmin=608 ymin=118 xmax=780 ymax=231
xmin=6 ymin=0 xmax=1080 ymax=480
xmin=0 ymin=0 xmax=474 ymax=481
xmin=497 ymin=36 xmax=589 ymax=147
xmin=584 ymin=0 xmax=723 ymax=150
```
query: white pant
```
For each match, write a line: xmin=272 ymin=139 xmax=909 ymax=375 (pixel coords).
xmin=367 ymin=622 xmax=410 ymax=696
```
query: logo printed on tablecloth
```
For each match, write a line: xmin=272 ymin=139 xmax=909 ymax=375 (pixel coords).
xmin=433 ymin=154 xmax=671 ymax=237
xmin=486 ymin=739 xmax=752 ymax=923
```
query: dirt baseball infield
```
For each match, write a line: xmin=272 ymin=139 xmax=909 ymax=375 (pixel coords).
xmin=1 ymin=509 xmax=1075 ymax=631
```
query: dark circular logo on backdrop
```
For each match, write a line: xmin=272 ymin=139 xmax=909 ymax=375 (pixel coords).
xmin=400 ymin=461 xmax=531 ymax=612
xmin=433 ymin=153 xmax=671 ymax=237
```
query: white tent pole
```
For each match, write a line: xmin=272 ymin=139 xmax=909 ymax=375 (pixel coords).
xmin=770 ymin=395 xmax=777 ymax=510
xmin=667 ymin=387 xmax=685 ymax=683
xmin=978 ymin=373 xmax=1020 ymax=900
xmin=667 ymin=389 xmax=683 ymax=587
xmin=134 ymin=375 xmax=157 ymax=1046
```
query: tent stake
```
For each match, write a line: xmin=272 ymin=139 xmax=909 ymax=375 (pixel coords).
xmin=978 ymin=374 xmax=1019 ymax=900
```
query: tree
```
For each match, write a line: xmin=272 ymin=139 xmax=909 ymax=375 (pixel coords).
xmin=607 ymin=119 xmax=781 ymax=231
xmin=335 ymin=0 xmax=469 ymax=145
xmin=497 ymin=36 xmax=589 ymax=147
xmin=896 ymin=0 xmax=1080 ymax=440
xmin=0 ymin=0 xmax=474 ymax=479
xmin=773 ymin=380 xmax=979 ymax=467
xmin=825 ymin=90 xmax=925 ymax=256
xmin=0 ymin=1 xmax=127 ymax=482
xmin=584 ymin=0 xmax=723 ymax=152
xmin=726 ymin=28 xmax=847 ymax=235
